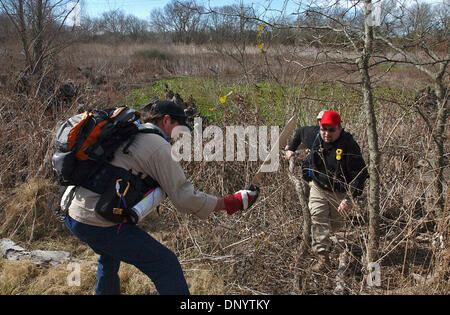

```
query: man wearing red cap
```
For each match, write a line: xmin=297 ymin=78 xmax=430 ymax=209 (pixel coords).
xmin=285 ymin=110 xmax=368 ymax=272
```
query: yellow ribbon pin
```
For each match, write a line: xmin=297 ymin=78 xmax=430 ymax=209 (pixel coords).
xmin=336 ymin=149 xmax=343 ymax=161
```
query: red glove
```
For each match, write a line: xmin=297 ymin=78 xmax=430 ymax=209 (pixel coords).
xmin=224 ymin=187 xmax=259 ymax=215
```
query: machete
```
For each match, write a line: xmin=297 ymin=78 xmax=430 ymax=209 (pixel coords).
xmin=251 ymin=114 xmax=298 ymax=187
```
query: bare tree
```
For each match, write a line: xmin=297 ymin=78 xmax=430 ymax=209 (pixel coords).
xmin=149 ymin=0 xmax=205 ymax=44
xmin=98 ymin=9 xmax=128 ymax=37
xmin=359 ymin=0 xmax=380 ymax=265
xmin=0 ymin=0 xmax=81 ymax=92
xmin=373 ymin=0 xmax=449 ymax=219
xmin=203 ymin=2 xmax=260 ymax=82
xmin=126 ymin=14 xmax=149 ymax=41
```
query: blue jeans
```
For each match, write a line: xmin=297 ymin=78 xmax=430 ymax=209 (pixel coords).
xmin=64 ymin=215 xmax=190 ymax=295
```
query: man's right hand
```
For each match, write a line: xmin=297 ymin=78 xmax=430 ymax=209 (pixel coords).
xmin=223 ymin=187 xmax=259 ymax=215
xmin=337 ymin=198 xmax=351 ymax=215
xmin=285 ymin=149 xmax=295 ymax=160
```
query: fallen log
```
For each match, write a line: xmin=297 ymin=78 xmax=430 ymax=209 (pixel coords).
xmin=0 ymin=238 xmax=70 ymax=266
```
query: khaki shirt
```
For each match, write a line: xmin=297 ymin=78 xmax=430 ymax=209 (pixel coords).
xmin=61 ymin=124 xmax=218 ymax=227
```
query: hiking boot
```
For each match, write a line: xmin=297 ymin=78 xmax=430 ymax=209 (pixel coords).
xmin=312 ymin=252 xmax=332 ymax=272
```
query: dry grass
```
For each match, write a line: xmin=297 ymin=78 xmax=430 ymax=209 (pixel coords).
xmin=0 ymin=178 xmax=60 ymax=242
xmin=0 ymin=258 xmax=97 ymax=294
xmin=0 ymin=41 xmax=448 ymax=295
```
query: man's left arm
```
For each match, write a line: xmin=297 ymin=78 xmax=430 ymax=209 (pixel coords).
xmin=338 ymin=139 xmax=368 ymax=214
xmin=345 ymin=140 xmax=369 ymax=198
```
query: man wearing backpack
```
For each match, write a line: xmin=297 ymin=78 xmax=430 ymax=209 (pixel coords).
xmin=284 ymin=110 xmax=368 ymax=272
xmin=61 ymin=100 xmax=258 ymax=295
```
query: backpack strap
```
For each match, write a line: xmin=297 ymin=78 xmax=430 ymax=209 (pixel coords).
xmin=122 ymin=126 xmax=165 ymax=155
xmin=311 ymin=132 xmax=320 ymax=150
xmin=52 ymin=186 xmax=76 ymax=222
xmin=308 ymin=132 xmax=321 ymax=179
xmin=71 ymin=112 xmax=93 ymax=156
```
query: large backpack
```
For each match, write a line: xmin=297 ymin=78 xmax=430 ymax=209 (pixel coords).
xmin=51 ymin=106 xmax=162 ymax=223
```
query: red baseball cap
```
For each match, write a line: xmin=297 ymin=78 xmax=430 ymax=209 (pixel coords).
xmin=320 ymin=110 xmax=341 ymax=127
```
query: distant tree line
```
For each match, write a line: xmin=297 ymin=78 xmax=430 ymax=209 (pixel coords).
xmin=1 ymin=0 xmax=447 ymax=46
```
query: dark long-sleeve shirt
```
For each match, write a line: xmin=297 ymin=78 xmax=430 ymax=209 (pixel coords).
xmin=288 ymin=126 xmax=368 ymax=198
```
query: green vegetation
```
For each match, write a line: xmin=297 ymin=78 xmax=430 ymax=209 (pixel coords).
xmin=125 ymin=77 xmax=413 ymax=127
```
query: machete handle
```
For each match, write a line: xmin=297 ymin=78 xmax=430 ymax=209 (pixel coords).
xmin=246 ymin=184 xmax=260 ymax=193
xmin=244 ymin=184 xmax=260 ymax=211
